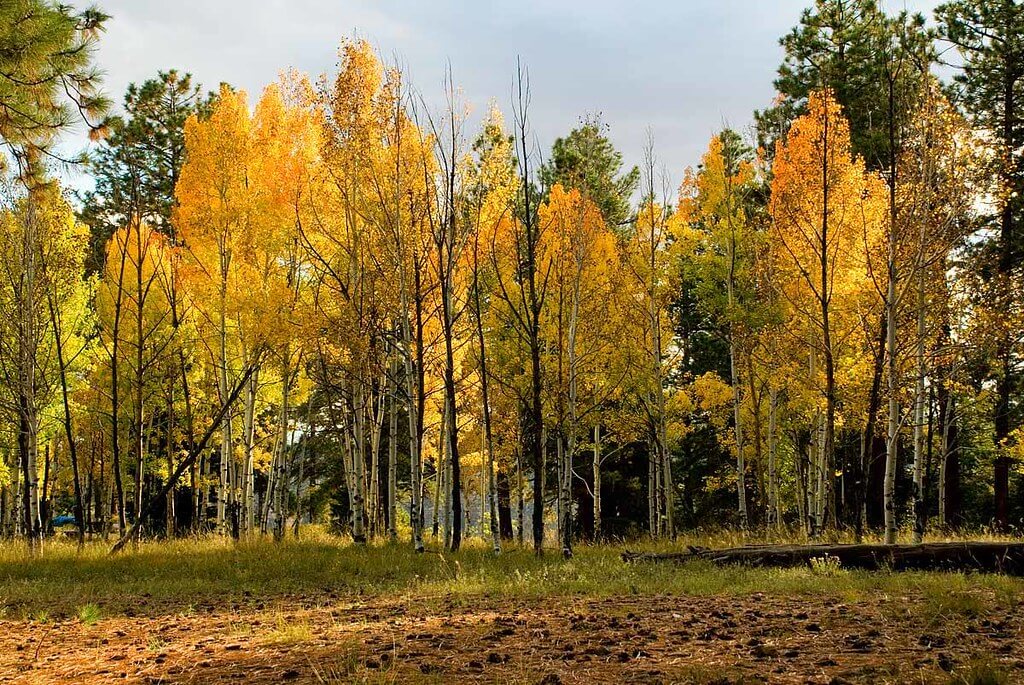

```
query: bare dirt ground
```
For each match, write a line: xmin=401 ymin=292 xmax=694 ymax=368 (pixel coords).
xmin=1 ymin=591 xmax=1021 ymax=684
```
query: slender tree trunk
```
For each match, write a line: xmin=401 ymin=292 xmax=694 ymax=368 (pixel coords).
xmin=293 ymin=400 xmax=312 ymax=538
xmin=912 ymin=270 xmax=927 ymax=543
xmin=767 ymin=387 xmax=779 ymax=530
xmin=165 ymin=383 xmax=176 ymax=538
xmin=110 ymin=230 xmax=128 ymax=537
xmin=273 ymin=364 xmax=291 ymax=541
xmin=884 ymin=241 xmax=899 ymax=545
xmin=47 ymin=293 xmax=84 ymax=546
xmin=387 ymin=351 xmax=398 ymax=541
xmin=351 ymin=378 xmax=367 ymax=543
xmin=516 ymin=444 xmax=524 ymax=545
xmin=857 ymin=313 xmax=887 ymax=540
xmin=593 ymin=424 xmax=602 ymax=541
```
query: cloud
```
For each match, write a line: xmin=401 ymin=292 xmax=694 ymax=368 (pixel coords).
xmin=74 ymin=0 xmax=941 ymax=195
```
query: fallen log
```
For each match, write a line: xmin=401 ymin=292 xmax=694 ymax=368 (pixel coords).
xmin=622 ymin=542 xmax=1024 ymax=575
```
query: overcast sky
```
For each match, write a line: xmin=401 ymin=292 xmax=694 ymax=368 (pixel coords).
xmin=85 ymin=0 xmax=942 ymax=190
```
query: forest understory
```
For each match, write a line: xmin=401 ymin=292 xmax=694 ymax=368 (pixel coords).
xmin=2 ymin=536 xmax=1023 ymax=684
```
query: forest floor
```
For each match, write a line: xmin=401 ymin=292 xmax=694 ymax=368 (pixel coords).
xmin=1 ymin=531 xmax=1023 ymax=684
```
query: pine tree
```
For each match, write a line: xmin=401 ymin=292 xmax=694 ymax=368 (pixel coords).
xmin=0 ymin=0 xmax=109 ymax=180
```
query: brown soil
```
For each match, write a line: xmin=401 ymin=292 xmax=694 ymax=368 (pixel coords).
xmin=0 ymin=592 xmax=1020 ymax=684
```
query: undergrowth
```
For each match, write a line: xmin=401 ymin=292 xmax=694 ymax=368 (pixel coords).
xmin=0 ymin=527 xmax=1021 ymax=620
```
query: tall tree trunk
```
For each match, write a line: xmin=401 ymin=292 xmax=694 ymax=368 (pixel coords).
xmin=767 ymin=387 xmax=779 ymax=530
xmin=516 ymin=443 xmax=524 ymax=546
xmin=110 ymin=229 xmax=129 ymax=537
xmin=593 ymin=424 xmax=602 ymax=541
xmin=351 ymin=378 xmax=367 ymax=544
xmin=47 ymin=293 xmax=84 ymax=546
xmin=387 ymin=351 xmax=398 ymax=541
xmin=857 ymin=313 xmax=887 ymax=539
xmin=884 ymin=260 xmax=899 ymax=545
xmin=273 ymin=364 xmax=291 ymax=541
xmin=165 ymin=383 xmax=176 ymax=538
xmin=912 ymin=270 xmax=927 ymax=543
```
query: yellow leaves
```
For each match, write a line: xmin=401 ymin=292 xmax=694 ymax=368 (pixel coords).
xmin=767 ymin=89 xmax=887 ymax=424
xmin=770 ymin=90 xmax=883 ymax=292
xmin=665 ymin=388 xmax=694 ymax=447
xmin=691 ymin=372 xmax=733 ymax=418
xmin=678 ymin=133 xmax=755 ymax=228
xmin=176 ymin=73 xmax=321 ymax=368
xmin=537 ymin=184 xmax=629 ymax=409
xmin=176 ymin=84 xmax=251 ymax=244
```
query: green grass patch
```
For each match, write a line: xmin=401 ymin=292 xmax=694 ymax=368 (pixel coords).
xmin=1 ymin=528 xmax=1022 ymax=620
xmin=77 ymin=602 xmax=102 ymax=625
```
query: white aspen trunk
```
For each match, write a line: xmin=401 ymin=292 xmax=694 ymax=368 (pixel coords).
xmin=557 ymin=436 xmax=565 ymax=548
xmin=540 ymin=425 xmax=547 ymax=545
xmin=217 ymin=359 xmax=229 ymax=533
xmin=487 ymin=425 xmax=499 ymax=554
xmin=132 ymin=408 xmax=146 ymax=542
xmin=479 ymin=429 xmax=486 ymax=539
xmin=807 ymin=342 xmax=818 ymax=538
xmin=442 ymin=424 xmax=452 ymax=549
xmin=816 ymin=408 xmax=826 ymax=536
xmin=351 ymin=379 xmax=366 ymax=543
xmin=13 ymin=450 xmax=23 ymax=537
xmin=272 ymin=365 xmax=290 ymax=541
xmin=912 ymin=271 xmax=927 ymax=544
xmin=399 ymin=300 xmax=423 ymax=551
xmin=725 ymin=172 xmax=747 ymax=534
xmin=648 ymin=434 xmax=657 ymax=536
xmin=368 ymin=375 xmax=386 ymax=537
xmin=166 ymin=383 xmax=176 ymax=539
xmin=293 ymin=402 xmax=312 ymax=539
xmin=101 ymin=452 xmax=111 ymax=540
xmin=884 ymin=258 xmax=899 ymax=545
xmin=731 ymin=341 xmax=747 ymax=533
xmin=433 ymin=400 xmax=446 ymax=540
xmin=388 ymin=353 xmax=398 ymax=541
xmin=338 ymin=399 xmax=358 ymax=537
xmin=561 ymin=431 xmax=574 ymax=558
xmin=241 ymin=368 xmax=258 ymax=535
xmin=216 ymin=234 xmax=232 ymax=535
xmin=939 ymin=390 xmax=954 ymax=528
xmin=0 ymin=453 xmax=9 ymax=537
xmin=938 ymin=439 xmax=947 ymax=528
xmin=646 ymin=211 xmax=662 ymax=538
xmin=768 ymin=386 xmax=779 ymax=530
xmin=516 ymin=447 xmax=524 ymax=545
xmin=593 ymin=425 xmax=601 ymax=540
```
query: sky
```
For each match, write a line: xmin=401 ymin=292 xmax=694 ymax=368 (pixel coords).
xmin=84 ymin=0 xmax=943 ymax=192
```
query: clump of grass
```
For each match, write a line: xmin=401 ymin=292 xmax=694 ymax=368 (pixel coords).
xmin=950 ymin=659 xmax=1011 ymax=685
xmin=77 ymin=602 xmax=101 ymax=625
xmin=922 ymin=588 xmax=988 ymax=623
xmin=809 ymin=554 xmax=843 ymax=576
xmin=263 ymin=614 xmax=313 ymax=645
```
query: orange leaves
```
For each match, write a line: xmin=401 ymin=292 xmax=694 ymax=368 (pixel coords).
xmin=767 ymin=89 xmax=888 ymax=425
xmin=175 ymin=77 xmax=319 ymax=367
xmin=176 ymin=84 xmax=251 ymax=247
xmin=769 ymin=90 xmax=885 ymax=316
xmin=678 ymin=134 xmax=755 ymax=228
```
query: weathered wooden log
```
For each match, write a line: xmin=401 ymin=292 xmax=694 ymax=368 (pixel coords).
xmin=622 ymin=542 xmax=1024 ymax=575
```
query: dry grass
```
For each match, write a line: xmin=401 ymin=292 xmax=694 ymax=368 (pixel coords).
xmin=1 ymin=526 xmax=1022 ymax=623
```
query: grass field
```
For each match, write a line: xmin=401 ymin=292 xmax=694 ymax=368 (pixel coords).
xmin=1 ymin=530 xmax=1023 ymax=683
